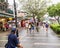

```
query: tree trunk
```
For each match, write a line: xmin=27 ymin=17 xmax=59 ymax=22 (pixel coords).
xmin=33 ymin=14 xmax=36 ymax=23
xmin=57 ymin=16 xmax=60 ymax=24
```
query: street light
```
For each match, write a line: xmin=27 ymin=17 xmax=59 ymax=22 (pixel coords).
xmin=14 ymin=0 xmax=17 ymax=27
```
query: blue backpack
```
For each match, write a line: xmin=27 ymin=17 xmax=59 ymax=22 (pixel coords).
xmin=45 ymin=23 xmax=48 ymax=27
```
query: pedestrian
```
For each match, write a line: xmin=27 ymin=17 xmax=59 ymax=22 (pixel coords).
xmin=28 ymin=23 xmax=31 ymax=33
xmin=31 ymin=22 xmax=34 ymax=32
xmin=25 ymin=22 xmax=28 ymax=33
xmin=36 ymin=22 xmax=39 ymax=32
xmin=12 ymin=23 xmax=16 ymax=29
xmin=5 ymin=29 xmax=23 ymax=48
xmin=43 ymin=22 xmax=45 ymax=28
xmin=9 ymin=24 xmax=12 ymax=30
xmin=11 ymin=23 xmax=19 ymax=37
xmin=45 ymin=22 xmax=49 ymax=32
xmin=11 ymin=27 xmax=19 ymax=38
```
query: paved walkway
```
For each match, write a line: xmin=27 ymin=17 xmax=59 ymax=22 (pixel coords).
xmin=19 ymin=26 xmax=60 ymax=48
xmin=0 ymin=26 xmax=60 ymax=48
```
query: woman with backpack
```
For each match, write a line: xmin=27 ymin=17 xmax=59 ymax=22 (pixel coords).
xmin=45 ymin=22 xmax=49 ymax=32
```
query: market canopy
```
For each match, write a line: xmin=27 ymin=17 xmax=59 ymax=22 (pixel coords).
xmin=0 ymin=12 xmax=14 ymax=18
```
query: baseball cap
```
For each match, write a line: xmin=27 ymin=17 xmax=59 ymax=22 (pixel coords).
xmin=11 ymin=28 xmax=16 ymax=33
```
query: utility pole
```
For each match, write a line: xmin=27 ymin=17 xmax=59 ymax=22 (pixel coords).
xmin=14 ymin=0 xmax=17 ymax=27
xmin=14 ymin=0 xmax=19 ymax=37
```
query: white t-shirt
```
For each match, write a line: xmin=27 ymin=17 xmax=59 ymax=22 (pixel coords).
xmin=9 ymin=24 xmax=12 ymax=28
xmin=28 ymin=25 xmax=31 ymax=28
xmin=26 ymin=23 xmax=28 ymax=27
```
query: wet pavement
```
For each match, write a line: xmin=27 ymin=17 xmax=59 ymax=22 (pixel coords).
xmin=0 ymin=27 xmax=60 ymax=48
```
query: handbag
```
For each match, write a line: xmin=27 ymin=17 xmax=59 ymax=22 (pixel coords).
xmin=5 ymin=42 xmax=14 ymax=48
xmin=5 ymin=43 xmax=8 ymax=48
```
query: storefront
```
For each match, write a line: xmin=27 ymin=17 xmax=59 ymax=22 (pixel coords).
xmin=0 ymin=12 xmax=14 ymax=31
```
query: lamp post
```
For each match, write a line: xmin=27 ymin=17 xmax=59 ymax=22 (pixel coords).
xmin=14 ymin=0 xmax=17 ymax=27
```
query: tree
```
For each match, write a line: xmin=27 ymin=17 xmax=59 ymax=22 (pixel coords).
xmin=56 ymin=3 xmax=60 ymax=23
xmin=47 ymin=3 xmax=60 ymax=23
xmin=47 ymin=5 xmax=56 ymax=17
xmin=19 ymin=0 xmax=49 ymax=22
xmin=56 ymin=3 xmax=60 ymax=16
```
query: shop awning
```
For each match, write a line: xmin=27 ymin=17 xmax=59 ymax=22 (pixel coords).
xmin=0 ymin=12 xmax=14 ymax=18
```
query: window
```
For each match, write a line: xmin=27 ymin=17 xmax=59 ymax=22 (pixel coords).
xmin=0 ymin=0 xmax=5 ymax=2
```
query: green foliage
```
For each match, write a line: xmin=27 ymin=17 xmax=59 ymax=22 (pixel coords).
xmin=47 ymin=3 xmax=60 ymax=17
xmin=56 ymin=3 xmax=60 ymax=16
xmin=50 ymin=24 xmax=60 ymax=34
xmin=47 ymin=5 xmax=56 ymax=16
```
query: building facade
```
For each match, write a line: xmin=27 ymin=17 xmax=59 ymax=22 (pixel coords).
xmin=0 ymin=0 xmax=8 ymax=12
xmin=0 ymin=0 xmax=14 ymax=31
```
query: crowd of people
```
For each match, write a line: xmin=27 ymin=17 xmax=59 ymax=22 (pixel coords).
xmin=5 ymin=20 xmax=49 ymax=48
xmin=25 ymin=21 xmax=40 ymax=33
xmin=25 ymin=21 xmax=49 ymax=33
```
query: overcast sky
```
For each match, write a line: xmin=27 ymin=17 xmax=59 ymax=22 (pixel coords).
xmin=51 ymin=0 xmax=60 ymax=4
xmin=8 ymin=0 xmax=60 ymax=4
xmin=8 ymin=0 xmax=19 ymax=5
xmin=8 ymin=0 xmax=60 ymax=10
xmin=8 ymin=0 xmax=20 ymax=10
